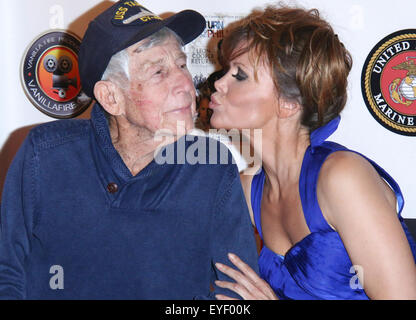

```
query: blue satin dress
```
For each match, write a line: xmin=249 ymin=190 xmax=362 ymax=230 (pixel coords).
xmin=251 ymin=116 xmax=416 ymax=300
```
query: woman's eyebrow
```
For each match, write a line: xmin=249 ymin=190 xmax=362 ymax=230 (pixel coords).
xmin=230 ymin=60 xmax=248 ymax=68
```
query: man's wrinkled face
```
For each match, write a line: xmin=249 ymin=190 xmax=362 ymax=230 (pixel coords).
xmin=122 ymin=36 xmax=196 ymax=136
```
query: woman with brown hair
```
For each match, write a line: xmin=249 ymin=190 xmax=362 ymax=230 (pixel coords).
xmin=210 ymin=5 xmax=416 ymax=299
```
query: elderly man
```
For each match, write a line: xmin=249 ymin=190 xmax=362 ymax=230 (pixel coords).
xmin=0 ymin=1 xmax=258 ymax=299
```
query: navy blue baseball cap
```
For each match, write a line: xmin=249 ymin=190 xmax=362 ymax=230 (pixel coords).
xmin=79 ymin=1 xmax=206 ymax=98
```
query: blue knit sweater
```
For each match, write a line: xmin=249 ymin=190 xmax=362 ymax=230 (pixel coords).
xmin=0 ymin=104 xmax=258 ymax=299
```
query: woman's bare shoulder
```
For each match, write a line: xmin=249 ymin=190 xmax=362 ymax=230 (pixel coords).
xmin=317 ymin=150 xmax=397 ymax=227
xmin=319 ymin=150 xmax=381 ymax=190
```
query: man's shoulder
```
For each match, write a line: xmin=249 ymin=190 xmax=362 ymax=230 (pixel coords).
xmin=28 ymin=118 xmax=91 ymax=150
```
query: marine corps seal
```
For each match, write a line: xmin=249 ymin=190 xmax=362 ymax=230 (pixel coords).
xmin=21 ymin=30 xmax=92 ymax=119
xmin=361 ymin=29 xmax=416 ymax=136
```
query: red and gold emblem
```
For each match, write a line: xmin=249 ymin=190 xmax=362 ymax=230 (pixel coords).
xmin=362 ymin=29 xmax=416 ymax=135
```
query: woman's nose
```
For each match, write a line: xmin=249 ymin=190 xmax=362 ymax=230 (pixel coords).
xmin=214 ymin=74 xmax=227 ymax=93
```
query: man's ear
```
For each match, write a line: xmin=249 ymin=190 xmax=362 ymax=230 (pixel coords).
xmin=93 ymin=80 xmax=125 ymax=116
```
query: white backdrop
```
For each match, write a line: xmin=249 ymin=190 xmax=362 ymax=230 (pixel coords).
xmin=1 ymin=0 xmax=415 ymax=218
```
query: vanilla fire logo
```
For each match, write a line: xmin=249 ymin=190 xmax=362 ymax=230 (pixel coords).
xmin=21 ymin=30 xmax=92 ymax=118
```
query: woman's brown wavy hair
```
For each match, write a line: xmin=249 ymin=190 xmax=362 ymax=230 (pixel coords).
xmin=221 ymin=5 xmax=353 ymax=131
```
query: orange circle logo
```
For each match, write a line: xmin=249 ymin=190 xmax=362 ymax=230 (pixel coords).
xmin=21 ymin=31 xmax=92 ymax=118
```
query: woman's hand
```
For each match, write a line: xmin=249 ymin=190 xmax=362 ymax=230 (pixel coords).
xmin=215 ymin=253 xmax=278 ymax=300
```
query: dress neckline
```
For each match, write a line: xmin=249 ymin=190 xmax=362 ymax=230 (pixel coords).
xmin=254 ymin=160 xmax=315 ymax=260
xmin=253 ymin=116 xmax=342 ymax=259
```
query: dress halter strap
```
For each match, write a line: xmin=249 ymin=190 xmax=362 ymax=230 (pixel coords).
xmin=301 ymin=116 xmax=405 ymax=233
xmin=310 ymin=116 xmax=340 ymax=152
xmin=251 ymin=168 xmax=266 ymax=239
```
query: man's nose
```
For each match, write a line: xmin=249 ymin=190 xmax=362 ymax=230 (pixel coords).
xmin=172 ymin=67 xmax=194 ymax=94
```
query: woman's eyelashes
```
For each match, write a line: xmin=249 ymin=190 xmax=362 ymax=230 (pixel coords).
xmin=232 ymin=67 xmax=248 ymax=81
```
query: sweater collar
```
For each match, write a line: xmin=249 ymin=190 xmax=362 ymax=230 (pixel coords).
xmin=90 ymin=103 xmax=160 ymax=181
